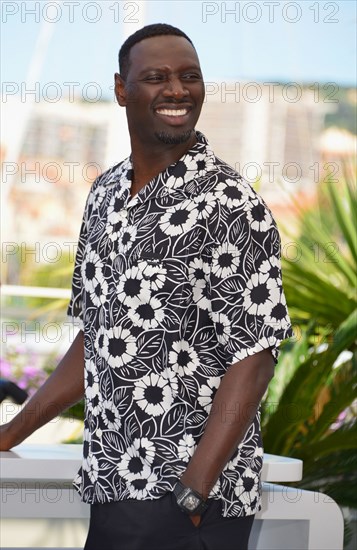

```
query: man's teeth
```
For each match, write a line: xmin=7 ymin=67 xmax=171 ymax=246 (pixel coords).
xmin=156 ymin=108 xmax=188 ymax=117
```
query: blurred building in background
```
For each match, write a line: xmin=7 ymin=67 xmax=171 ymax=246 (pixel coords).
xmin=2 ymin=96 xmax=129 ymax=249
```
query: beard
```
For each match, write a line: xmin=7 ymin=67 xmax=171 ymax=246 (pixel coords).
xmin=154 ymin=129 xmax=193 ymax=145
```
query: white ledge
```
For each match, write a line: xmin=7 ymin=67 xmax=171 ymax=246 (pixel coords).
xmin=0 ymin=443 xmax=303 ymax=483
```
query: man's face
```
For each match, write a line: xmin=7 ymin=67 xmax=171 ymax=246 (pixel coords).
xmin=115 ymin=35 xmax=205 ymax=147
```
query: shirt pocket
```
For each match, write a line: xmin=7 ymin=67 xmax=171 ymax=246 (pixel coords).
xmin=113 ymin=251 xmax=194 ymax=332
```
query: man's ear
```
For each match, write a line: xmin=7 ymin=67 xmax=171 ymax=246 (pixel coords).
xmin=114 ymin=73 xmax=127 ymax=106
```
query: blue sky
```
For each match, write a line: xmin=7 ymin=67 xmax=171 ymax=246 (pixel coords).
xmin=2 ymin=0 xmax=356 ymax=99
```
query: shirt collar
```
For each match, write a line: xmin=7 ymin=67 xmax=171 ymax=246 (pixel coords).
xmin=160 ymin=130 xmax=216 ymax=195
xmin=106 ymin=131 xmax=216 ymax=206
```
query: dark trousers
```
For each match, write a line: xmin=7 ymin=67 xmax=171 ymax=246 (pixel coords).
xmin=84 ymin=493 xmax=254 ymax=550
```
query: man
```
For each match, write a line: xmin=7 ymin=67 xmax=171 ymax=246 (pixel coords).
xmin=0 ymin=24 xmax=292 ymax=550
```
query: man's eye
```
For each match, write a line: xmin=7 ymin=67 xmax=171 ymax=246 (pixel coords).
xmin=181 ymin=73 xmax=202 ymax=81
xmin=144 ymin=75 xmax=165 ymax=82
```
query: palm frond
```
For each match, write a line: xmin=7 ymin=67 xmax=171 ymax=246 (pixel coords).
xmin=263 ymin=309 xmax=357 ymax=454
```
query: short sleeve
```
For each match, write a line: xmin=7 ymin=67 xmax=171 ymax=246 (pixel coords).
xmin=208 ymin=197 xmax=293 ymax=365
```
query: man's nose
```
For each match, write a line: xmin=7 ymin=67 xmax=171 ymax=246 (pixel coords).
xmin=163 ymin=76 xmax=189 ymax=99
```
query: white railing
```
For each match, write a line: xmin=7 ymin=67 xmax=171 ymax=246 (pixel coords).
xmin=1 ymin=285 xmax=76 ymax=355
xmin=1 ymin=284 xmax=71 ymax=299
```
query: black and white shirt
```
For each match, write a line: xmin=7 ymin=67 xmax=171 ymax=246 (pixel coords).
xmin=68 ymin=131 xmax=292 ymax=517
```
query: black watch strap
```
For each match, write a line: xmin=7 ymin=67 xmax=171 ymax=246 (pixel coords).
xmin=173 ymin=480 xmax=209 ymax=515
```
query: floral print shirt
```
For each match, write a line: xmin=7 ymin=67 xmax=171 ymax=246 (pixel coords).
xmin=68 ymin=131 xmax=292 ymax=516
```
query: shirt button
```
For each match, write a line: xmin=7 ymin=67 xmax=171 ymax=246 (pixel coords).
xmin=121 ymin=209 xmax=128 ymax=218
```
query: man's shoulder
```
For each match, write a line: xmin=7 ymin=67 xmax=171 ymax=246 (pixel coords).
xmin=90 ymin=158 xmax=129 ymax=193
xmin=213 ymin=155 xmax=244 ymax=182
xmin=204 ymin=154 xmax=260 ymax=202
xmin=205 ymin=153 xmax=278 ymax=230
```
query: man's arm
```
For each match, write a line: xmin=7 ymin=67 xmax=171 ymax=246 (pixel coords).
xmin=0 ymin=330 xmax=85 ymax=450
xmin=180 ymin=348 xmax=275 ymax=523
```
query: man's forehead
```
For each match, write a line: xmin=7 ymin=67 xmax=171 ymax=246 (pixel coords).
xmin=129 ymin=35 xmax=200 ymax=66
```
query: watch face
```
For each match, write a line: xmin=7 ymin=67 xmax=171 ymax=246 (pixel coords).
xmin=183 ymin=493 xmax=200 ymax=511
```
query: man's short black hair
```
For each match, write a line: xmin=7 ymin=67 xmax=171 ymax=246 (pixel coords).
xmin=118 ymin=23 xmax=195 ymax=79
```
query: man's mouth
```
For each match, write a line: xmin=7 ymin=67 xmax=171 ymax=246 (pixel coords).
xmin=155 ymin=108 xmax=190 ymax=117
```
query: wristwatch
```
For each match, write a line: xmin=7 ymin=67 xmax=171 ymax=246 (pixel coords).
xmin=173 ymin=480 xmax=208 ymax=515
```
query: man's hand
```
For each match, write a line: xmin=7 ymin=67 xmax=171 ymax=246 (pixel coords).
xmin=0 ymin=331 xmax=85 ymax=451
xmin=189 ymin=514 xmax=201 ymax=527
xmin=0 ymin=424 xmax=16 ymax=451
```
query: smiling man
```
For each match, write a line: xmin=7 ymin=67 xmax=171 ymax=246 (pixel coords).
xmin=0 ymin=24 xmax=292 ymax=550
xmin=114 ymin=27 xmax=206 ymax=199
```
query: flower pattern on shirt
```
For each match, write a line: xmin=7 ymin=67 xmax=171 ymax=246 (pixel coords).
xmin=68 ymin=131 xmax=292 ymax=516
xmin=117 ymin=437 xmax=156 ymax=481
xmin=177 ymin=433 xmax=196 ymax=462
xmin=133 ymin=370 xmax=178 ymax=417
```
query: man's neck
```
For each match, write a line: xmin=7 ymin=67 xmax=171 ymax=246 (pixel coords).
xmin=129 ymin=133 xmax=197 ymax=197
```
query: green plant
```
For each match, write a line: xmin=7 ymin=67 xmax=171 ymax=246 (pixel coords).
xmin=280 ymin=173 xmax=356 ymax=332
xmin=262 ymin=166 xmax=357 ymax=529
